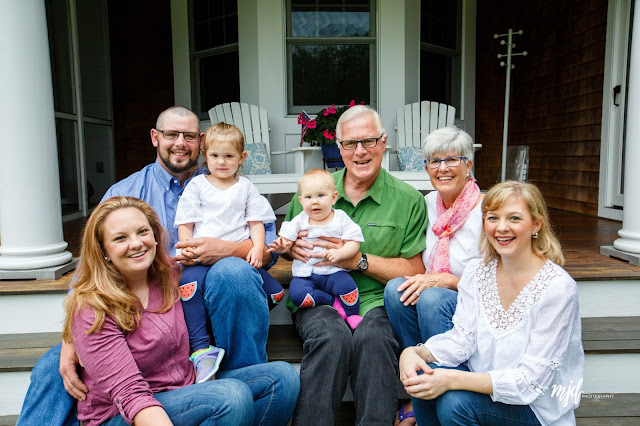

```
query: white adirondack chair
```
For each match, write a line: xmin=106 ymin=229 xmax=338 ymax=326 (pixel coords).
xmin=208 ymin=102 xmax=318 ymax=195
xmin=385 ymin=101 xmax=481 ymax=191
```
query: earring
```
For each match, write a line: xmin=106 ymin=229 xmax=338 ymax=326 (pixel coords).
xmin=155 ymin=242 xmax=158 ymax=246
xmin=533 ymin=232 xmax=539 ymax=239
xmin=104 ymin=256 xmax=110 ymax=262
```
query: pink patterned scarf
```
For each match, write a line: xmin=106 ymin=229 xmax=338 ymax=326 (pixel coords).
xmin=426 ymin=179 xmax=481 ymax=274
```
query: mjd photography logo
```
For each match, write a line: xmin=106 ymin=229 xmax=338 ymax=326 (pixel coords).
xmin=550 ymin=379 xmax=583 ymax=407
xmin=550 ymin=379 xmax=616 ymax=406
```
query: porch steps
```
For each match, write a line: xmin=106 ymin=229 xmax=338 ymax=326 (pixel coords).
xmin=1 ymin=318 xmax=639 ymax=423
xmin=1 ymin=260 xmax=640 ymax=422
xmin=1 ymin=318 xmax=638 ymax=373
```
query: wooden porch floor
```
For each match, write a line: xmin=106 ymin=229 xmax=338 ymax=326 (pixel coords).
xmin=549 ymin=209 xmax=640 ymax=280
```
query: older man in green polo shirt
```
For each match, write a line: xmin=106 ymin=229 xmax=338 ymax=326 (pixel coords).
xmin=285 ymin=105 xmax=428 ymax=425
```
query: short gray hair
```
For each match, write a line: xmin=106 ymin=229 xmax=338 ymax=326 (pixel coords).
xmin=336 ymin=105 xmax=386 ymax=141
xmin=422 ymin=127 xmax=475 ymax=162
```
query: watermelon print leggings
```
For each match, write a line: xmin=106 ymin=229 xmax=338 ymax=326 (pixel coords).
xmin=289 ymin=271 xmax=360 ymax=317
xmin=179 ymin=264 xmax=284 ymax=352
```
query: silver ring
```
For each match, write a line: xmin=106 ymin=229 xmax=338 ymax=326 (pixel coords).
xmin=415 ymin=291 xmax=421 ymax=297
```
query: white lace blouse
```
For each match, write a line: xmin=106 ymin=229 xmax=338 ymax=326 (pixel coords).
xmin=425 ymin=258 xmax=585 ymax=426
xmin=174 ymin=175 xmax=275 ymax=241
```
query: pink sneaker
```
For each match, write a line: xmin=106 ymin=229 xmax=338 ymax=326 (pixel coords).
xmin=332 ymin=296 xmax=347 ymax=320
xmin=346 ymin=315 xmax=363 ymax=329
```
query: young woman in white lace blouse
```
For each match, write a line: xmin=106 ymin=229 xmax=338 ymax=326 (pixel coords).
xmin=399 ymin=181 xmax=585 ymax=425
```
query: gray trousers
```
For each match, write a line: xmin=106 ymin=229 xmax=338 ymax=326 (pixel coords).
xmin=292 ymin=305 xmax=400 ymax=426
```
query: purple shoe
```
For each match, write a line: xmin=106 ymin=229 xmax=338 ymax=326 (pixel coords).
xmin=190 ymin=346 xmax=225 ymax=384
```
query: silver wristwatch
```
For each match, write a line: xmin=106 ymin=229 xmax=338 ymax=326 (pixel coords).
xmin=357 ymin=253 xmax=368 ymax=272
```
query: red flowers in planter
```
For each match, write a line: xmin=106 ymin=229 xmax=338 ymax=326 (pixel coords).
xmin=298 ymin=100 xmax=364 ymax=146
xmin=323 ymin=129 xmax=336 ymax=140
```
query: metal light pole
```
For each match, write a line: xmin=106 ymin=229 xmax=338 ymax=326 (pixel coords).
xmin=495 ymin=29 xmax=528 ymax=182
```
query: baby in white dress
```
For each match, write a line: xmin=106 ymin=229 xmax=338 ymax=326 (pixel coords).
xmin=269 ymin=169 xmax=365 ymax=329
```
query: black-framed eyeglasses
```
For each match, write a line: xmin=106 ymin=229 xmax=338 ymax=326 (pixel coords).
xmin=338 ymin=134 xmax=386 ymax=150
xmin=156 ymin=129 xmax=200 ymax=143
xmin=424 ymin=156 xmax=468 ymax=169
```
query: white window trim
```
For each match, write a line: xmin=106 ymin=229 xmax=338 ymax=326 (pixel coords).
xmin=284 ymin=0 xmax=378 ymax=115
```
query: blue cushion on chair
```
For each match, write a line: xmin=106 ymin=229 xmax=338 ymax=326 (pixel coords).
xmin=397 ymin=147 xmax=425 ymax=172
xmin=240 ymin=143 xmax=272 ymax=175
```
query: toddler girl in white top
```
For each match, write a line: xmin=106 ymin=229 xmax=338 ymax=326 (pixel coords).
xmin=269 ymin=169 xmax=365 ymax=329
xmin=174 ymin=122 xmax=283 ymax=383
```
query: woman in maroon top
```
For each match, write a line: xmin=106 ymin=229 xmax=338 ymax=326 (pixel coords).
xmin=62 ymin=197 xmax=268 ymax=425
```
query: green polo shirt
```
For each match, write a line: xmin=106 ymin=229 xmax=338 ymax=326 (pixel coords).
xmin=285 ymin=168 xmax=428 ymax=316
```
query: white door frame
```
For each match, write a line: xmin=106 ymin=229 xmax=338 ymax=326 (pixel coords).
xmin=599 ymin=0 xmax=632 ymax=221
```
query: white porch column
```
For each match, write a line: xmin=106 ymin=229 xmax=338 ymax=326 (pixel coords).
xmin=0 ymin=1 xmax=75 ymax=278
xmin=602 ymin=0 xmax=640 ymax=264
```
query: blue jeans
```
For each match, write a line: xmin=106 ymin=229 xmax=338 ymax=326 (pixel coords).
xmin=292 ymin=306 xmax=399 ymax=426
xmin=217 ymin=361 xmax=300 ymax=426
xmin=17 ymin=343 xmax=78 ymax=426
xmin=203 ymin=257 xmax=270 ymax=371
xmin=104 ymin=362 xmax=299 ymax=426
xmin=180 ymin=263 xmax=282 ymax=352
xmin=19 ymin=348 xmax=298 ymax=426
xmin=384 ymin=278 xmax=458 ymax=349
xmin=103 ymin=379 xmax=254 ymax=425
xmin=413 ymin=365 xmax=540 ymax=425
xmin=19 ymin=257 xmax=272 ymax=424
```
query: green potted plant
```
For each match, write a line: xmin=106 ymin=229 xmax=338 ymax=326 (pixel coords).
xmin=298 ymin=100 xmax=364 ymax=168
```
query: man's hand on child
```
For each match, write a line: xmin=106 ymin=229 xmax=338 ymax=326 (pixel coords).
xmin=289 ymin=231 xmax=315 ymax=262
xmin=60 ymin=341 xmax=89 ymax=401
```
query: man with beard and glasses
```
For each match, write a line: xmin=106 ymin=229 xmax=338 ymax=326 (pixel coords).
xmin=17 ymin=106 xmax=300 ymax=426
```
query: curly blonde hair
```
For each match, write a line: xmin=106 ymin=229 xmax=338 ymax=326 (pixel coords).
xmin=479 ymin=181 xmax=564 ymax=266
xmin=62 ymin=197 xmax=178 ymax=342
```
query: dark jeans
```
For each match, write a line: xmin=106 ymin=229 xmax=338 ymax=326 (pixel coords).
xmin=291 ymin=305 xmax=399 ymax=426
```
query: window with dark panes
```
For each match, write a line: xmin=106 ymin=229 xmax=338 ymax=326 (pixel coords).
xmin=420 ymin=0 xmax=461 ymax=116
xmin=190 ymin=0 xmax=240 ymax=119
xmin=286 ymin=0 xmax=376 ymax=114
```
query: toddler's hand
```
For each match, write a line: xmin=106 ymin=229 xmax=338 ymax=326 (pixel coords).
xmin=324 ymin=248 xmax=344 ymax=263
xmin=247 ymin=246 xmax=263 ymax=269
xmin=267 ymin=236 xmax=293 ymax=254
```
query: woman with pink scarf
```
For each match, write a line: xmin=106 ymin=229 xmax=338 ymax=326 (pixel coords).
xmin=385 ymin=127 xmax=483 ymax=425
